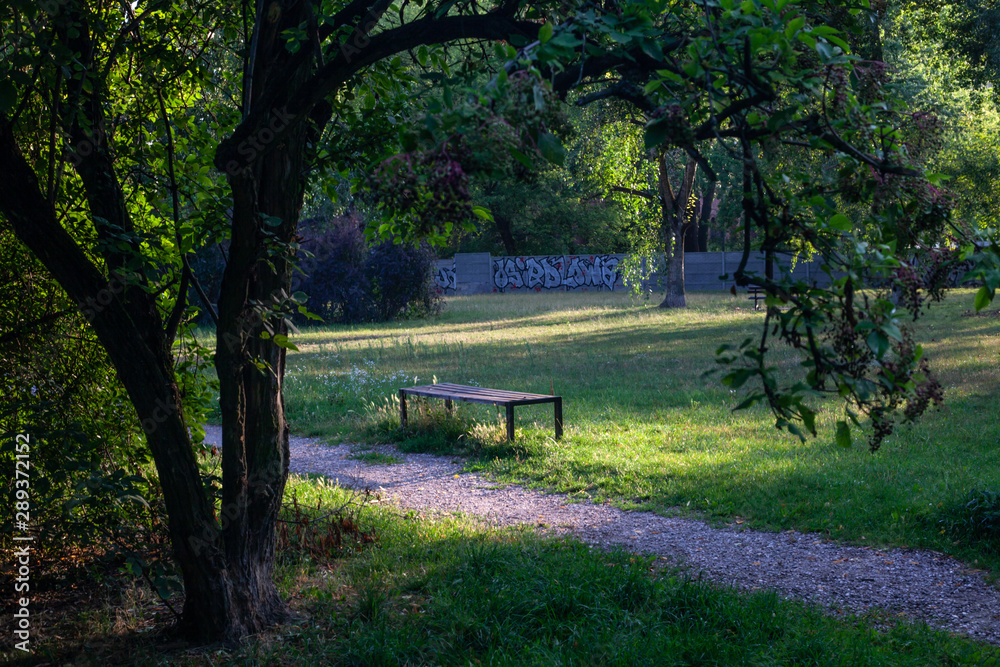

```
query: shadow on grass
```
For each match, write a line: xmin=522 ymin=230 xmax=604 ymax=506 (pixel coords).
xmin=280 ymin=528 xmax=997 ymax=666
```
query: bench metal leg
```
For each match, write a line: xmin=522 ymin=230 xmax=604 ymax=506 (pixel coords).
xmin=554 ymin=398 xmax=562 ymax=440
xmin=399 ymin=390 xmax=408 ymax=427
xmin=506 ymin=404 xmax=515 ymax=441
xmin=445 ymin=398 xmax=453 ymax=416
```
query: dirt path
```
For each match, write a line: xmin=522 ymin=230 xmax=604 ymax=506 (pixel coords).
xmin=205 ymin=427 xmax=1000 ymax=645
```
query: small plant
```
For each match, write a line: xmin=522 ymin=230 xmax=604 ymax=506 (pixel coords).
xmin=276 ymin=487 xmax=376 ymax=565
xmin=935 ymin=489 xmax=1000 ymax=553
xmin=353 ymin=582 xmax=388 ymax=622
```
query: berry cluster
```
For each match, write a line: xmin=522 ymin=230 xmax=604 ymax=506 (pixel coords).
xmin=869 ymin=328 xmax=944 ymax=451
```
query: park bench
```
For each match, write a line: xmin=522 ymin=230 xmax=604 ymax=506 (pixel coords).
xmin=747 ymin=286 xmax=765 ymax=310
xmin=398 ymin=382 xmax=562 ymax=442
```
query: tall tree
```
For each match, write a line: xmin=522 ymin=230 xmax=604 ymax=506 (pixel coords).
xmin=0 ymin=0 xmax=538 ymax=642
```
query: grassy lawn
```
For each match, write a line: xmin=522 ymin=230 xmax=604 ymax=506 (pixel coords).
xmin=12 ymin=475 xmax=998 ymax=665
xmin=269 ymin=289 xmax=1000 ymax=574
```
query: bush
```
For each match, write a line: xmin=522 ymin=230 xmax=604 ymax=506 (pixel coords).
xmin=296 ymin=214 xmax=442 ymax=323
xmin=0 ymin=230 xmax=168 ymax=563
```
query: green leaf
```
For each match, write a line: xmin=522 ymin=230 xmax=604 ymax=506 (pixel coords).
xmin=644 ymin=116 xmax=674 ymax=150
xmin=471 ymin=205 xmax=493 ymax=222
xmin=733 ymin=394 xmax=763 ymax=410
xmin=785 ymin=16 xmax=805 ymax=38
xmin=882 ymin=322 xmax=903 ymax=342
xmin=272 ymin=334 xmax=299 ymax=351
xmin=827 ymin=213 xmax=851 ymax=231
xmin=835 ymin=421 xmax=852 ymax=448
xmin=767 ymin=107 xmax=797 ymax=131
xmin=539 ymin=22 xmax=553 ymax=43
xmin=974 ymin=285 xmax=994 ymax=311
xmin=722 ymin=368 xmax=753 ymax=389
xmin=640 ymin=38 xmax=664 ymax=61
xmin=866 ymin=330 xmax=889 ymax=357
xmin=509 ymin=146 xmax=533 ymax=169
xmin=538 ymin=132 xmax=565 ymax=166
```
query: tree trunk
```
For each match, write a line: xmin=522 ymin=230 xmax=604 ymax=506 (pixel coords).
xmin=698 ymin=180 xmax=716 ymax=252
xmin=683 ymin=216 xmax=700 ymax=253
xmin=662 ymin=223 xmax=687 ymax=307
xmin=202 ymin=0 xmax=320 ymax=638
xmin=494 ymin=212 xmax=518 ymax=255
xmin=657 ymin=155 xmax=697 ymax=309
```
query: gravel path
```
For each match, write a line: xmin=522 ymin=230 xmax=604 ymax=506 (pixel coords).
xmin=205 ymin=427 xmax=1000 ymax=645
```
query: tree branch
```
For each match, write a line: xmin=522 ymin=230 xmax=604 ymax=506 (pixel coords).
xmin=216 ymin=11 xmax=536 ymax=172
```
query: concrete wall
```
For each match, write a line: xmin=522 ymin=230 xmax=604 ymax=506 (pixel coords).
xmin=435 ymin=252 xmax=832 ymax=295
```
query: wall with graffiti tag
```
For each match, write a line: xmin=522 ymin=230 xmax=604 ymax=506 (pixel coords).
xmin=491 ymin=254 xmax=624 ymax=292
xmin=434 ymin=251 xmax=833 ymax=295
xmin=433 ymin=263 xmax=456 ymax=292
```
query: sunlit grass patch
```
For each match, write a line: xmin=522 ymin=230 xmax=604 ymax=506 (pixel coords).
xmin=219 ymin=289 xmax=1000 ymax=573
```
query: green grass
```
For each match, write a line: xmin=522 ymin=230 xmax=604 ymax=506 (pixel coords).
xmin=17 ymin=474 xmax=993 ymax=665
xmin=262 ymin=476 xmax=1000 ymax=666
xmin=267 ymin=289 xmax=1000 ymax=575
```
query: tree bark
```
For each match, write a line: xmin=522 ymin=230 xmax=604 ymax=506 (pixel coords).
xmin=683 ymin=214 xmax=700 ymax=253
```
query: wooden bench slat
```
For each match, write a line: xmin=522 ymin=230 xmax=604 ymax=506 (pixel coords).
xmin=400 ymin=384 xmax=555 ymax=405
xmin=409 ymin=383 xmax=552 ymax=399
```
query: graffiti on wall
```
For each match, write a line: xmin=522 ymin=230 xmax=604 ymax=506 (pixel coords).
xmin=492 ymin=255 xmax=622 ymax=292
xmin=434 ymin=264 xmax=457 ymax=292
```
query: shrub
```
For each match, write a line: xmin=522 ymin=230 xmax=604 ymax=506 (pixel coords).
xmin=0 ymin=230 xmax=168 ymax=564
xmin=296 ymin=214 xmax=442 ymax=323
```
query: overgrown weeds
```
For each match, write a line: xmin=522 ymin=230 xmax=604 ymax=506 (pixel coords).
xmin=934 ymin=488 xmax=1000 ymax=556
xmin=277 ymin=482 xmax=377 ymax=565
